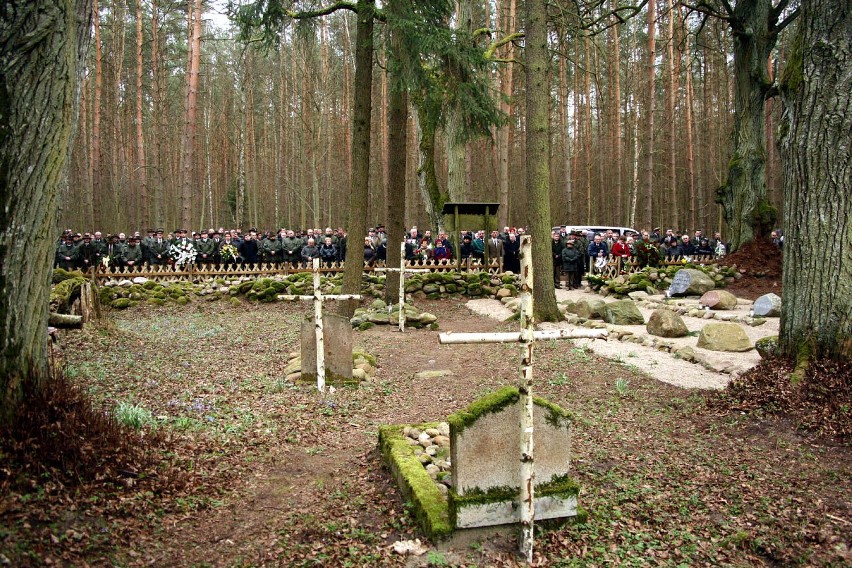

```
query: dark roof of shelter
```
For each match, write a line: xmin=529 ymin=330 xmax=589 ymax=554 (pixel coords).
xmin=441 ymin=203 xmax=500 ymax=216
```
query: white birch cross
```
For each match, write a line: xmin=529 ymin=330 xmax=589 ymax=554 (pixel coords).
xmin=277 ymin=257 xmax=361 ymax=393
xmin=438 ymin=235 xmax=607 ymax=563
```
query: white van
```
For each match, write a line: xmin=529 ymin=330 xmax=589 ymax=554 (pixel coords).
xmin=552 ymin=225 xmax=640 ymax=237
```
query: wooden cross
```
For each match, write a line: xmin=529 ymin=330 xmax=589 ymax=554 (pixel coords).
xmin=277 ymin=257 xmax=361 ymax=392
xmin=438 ymin=235 xmax=607 ymax=563
xmin=372 ymin=242 xmax=430 ymax=332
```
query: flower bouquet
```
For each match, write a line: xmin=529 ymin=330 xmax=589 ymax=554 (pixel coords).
xmin=220 ymin=243 xmax=238 ymax=263
xmin=169 ymin=241 xmax=197 ymax=267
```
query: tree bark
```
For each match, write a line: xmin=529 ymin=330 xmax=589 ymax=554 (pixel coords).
xmin=135 ymin=0 xmax=147 ymax=227
xmin=180 ymin=0 xmax=202 ymax=229
xmin=644 ymin=0 xmax=656 ymax=230
xmin=384 ymin=17 xmax=407 ymax=306
xmin=1 ymin=0 xmax=94 ymax=421
xmin=716 ymin=0 xmax=791 ymax=250
xmin=339 ymin=0 xmax=374 ymax=317
xmin=778 ymin=0 xmax=851 ymax=361
xmin=524 ymin=0 xmax=561 ymax=323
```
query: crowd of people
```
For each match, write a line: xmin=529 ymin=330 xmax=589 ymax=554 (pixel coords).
xmin=551 ymin=226 xmax=730 ymax=288
xmin=55 ymin=224 xmax=744 ymax=287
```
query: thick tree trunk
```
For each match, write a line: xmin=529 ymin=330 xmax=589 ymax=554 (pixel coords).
xmin=384 ymin=58 xmax=407 ymax=305
xmin=716 ymin=0 xmax=779 ymax=250
xmin=180 ymin=0 xmax=202 ymax=230
xmin=92 ymin=0 xmax=103 ymax=228
xmin=778 ymin=0 xmax=851 ymax=361
xmin=135 ymin=0 xmax=147 ymax=227
xmin=0 ymin=0 xmax=93 ymax=421
xmin=415 ymin=106 xmax=446 ymax=233
xmin=339 ymin=0 xmax=374 ymax=317
xmin=524 ymin=0 xmax=560 ymax=323
xmin=644 ymin=0 xmax=656 ymax=229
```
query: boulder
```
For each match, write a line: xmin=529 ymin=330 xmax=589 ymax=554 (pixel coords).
xmin=627 ymin=290 xmax=649 ymax=300
xmin=753 ymin=293 xmax=782 ymax=317
xmin=572 ymin=298 xmax=606 ymax=319
xmin=697 ymin=323 xmax=753 ymax=352
xmin=601 ymin=300 xmax=645 ymax=325
xmin=699 ymin=290 xmax=738 ymax=310
xmin=668 ymin=269 xmax=716 ymax=296
xmin=646 ymin=309 xmax=689 ymax=338
xmin=755 ymin=335 xmax=780 ymax=359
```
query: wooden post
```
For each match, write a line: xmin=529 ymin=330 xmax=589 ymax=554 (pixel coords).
xmin=398 ymin=241 xmax=406 ymax=331
xmin=518 ymin=234 xmax=535 ymax=563
xmin=312 ymin=257 xmax=325 ymax=392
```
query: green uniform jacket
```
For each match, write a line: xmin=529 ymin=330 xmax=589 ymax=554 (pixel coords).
xmin=281 ymin=237 xmax=302 ymax=263
xmin=195 ymin=238 xmax=217 ymax=262
xmin=123 ymin=244 xmax=145 ymax=266
xmin=261 ymin=237 xmax=283 ymax=262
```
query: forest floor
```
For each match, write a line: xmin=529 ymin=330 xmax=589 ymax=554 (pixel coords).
xmin=1 ymin=285 xmax=850 ymax=566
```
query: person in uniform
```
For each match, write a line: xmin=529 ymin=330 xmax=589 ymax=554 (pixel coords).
xmin=123 ymin=235 xmax=145 ymax=270
xmin=195 ymin=230 xmax=217 ymax=266
xmin=281 ymin=230 xmax=302 ymax=267
xmin=55 ymin=234 xmax=76 ymax=270
xmin=261 ymin=231 xmax=283 ymax=264
xmin=149 ymin=229 xmax=170 ymax=266
xmin=75 ymin=233 xmax=100 ymax=271
xmin=561 ymin=240 xmax=583 ymax=289
xmin=551 ymin=231 xmax=565 ymax=287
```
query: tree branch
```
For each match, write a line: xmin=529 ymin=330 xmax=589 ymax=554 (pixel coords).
xmin=286 ymin=2 xmax=358 ymax=19
xmin=772 ymin=7 xmax=800 ymax=36
xmin=485 ymin=32 xmax=525 ymax=60
xmin=680 ymin=1 xmax=729 ymax=22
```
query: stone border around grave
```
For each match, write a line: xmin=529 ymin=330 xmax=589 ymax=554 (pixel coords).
xmin=378 ymin=423 xmax=453 ymax=540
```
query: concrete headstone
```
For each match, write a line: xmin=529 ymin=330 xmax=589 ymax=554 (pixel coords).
xmin=449 ymin=389 xmax=577 ymax=528
xmin=301 ymin=313 xmax=355 ymax=384
xmin=753 ymin=293 xmax=782 ymax=317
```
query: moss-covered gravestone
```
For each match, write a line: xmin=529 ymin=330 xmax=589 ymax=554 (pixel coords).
xmin=449 ymin=387 xmax=579 ymax=528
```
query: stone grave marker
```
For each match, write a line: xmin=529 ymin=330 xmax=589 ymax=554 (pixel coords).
xmin=449 ymin=388 xmax=577 ymax=529
xmin=301 ymin=312 xmax=354 ymax=384
xmin=753 ymin=293 xmax=782 ymax=317
xmin=668 ymin=268 xmax=715 ymax=296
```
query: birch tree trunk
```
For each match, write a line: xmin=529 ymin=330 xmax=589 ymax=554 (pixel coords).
xmin=778 ymin=0 xmax=851 ymax=361
xmin=0 ymin=0 xmax=94 ymax=420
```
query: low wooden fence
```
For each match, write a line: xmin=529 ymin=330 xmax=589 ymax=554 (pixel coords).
xmin=81 ymin=254 xmax=716 ymax=283
xmin=595 ymin=254 xmax=717 ymax=280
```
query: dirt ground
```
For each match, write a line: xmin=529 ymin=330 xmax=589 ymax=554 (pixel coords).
xmin=2 ymin=291 xmax=850 ymax=567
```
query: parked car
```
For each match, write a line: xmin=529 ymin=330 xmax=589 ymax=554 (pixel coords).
xmin=552 ymin=225 xmax=640 ymax=237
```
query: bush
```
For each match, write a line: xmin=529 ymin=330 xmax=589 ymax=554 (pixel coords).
xmin=114 ymin=402 xmax=154 ymax=430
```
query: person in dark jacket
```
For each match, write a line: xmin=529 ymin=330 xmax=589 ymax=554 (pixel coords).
xmin=561 ymin=240 xmax=583 ymax=289
xmin=551 ymin=231 xmax=564 ymax=287
xmin=239 ymin=231 xmax=260 ymax=264
xmin=676 ymin=234 xmax=695 ymax=257
xmin=503 ymin=233 xmax=520 ymax=274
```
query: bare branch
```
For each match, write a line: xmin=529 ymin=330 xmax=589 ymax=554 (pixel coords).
xmin=485 ymin=32 xmax=525 ymax=60
xmin=772 ymin=7 xmax=800 ymax=36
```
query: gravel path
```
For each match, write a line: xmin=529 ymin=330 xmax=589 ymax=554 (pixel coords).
xmin=466 ymin=288 xmax=779 ymax=391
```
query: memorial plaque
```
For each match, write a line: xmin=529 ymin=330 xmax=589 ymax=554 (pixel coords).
xmin=753 ymin=293 xmax=782 ymax=317
xmin=668 ymin=270 xmax=692 ymax=296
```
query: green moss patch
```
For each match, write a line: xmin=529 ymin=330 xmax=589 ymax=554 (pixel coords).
xmin=378 ymin=424 xmax=452 ymax=540
xmin=447 ymin=386 xmax=520 ymax=436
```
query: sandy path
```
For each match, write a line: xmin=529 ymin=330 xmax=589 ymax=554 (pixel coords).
xmin=466 ymin=289 xmax=779 ymax=390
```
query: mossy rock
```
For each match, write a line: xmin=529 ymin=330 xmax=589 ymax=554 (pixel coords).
xmin=111 ymin=298 xmax=132 ymax=310
xmin=755 ymin=335 xmax=780 ymax=359
xmin=50 ymin=277 xmax=86 ymax=312
xmin=353 ymin=350 xmax=377 ymax=366
xmin=252 ymin=278 xmax=274 ymax=292
xmin=357 ymin=321 xmax=376 ymax=331
xmin=444 ymin=283 xmax=458 ymax=294
xmin=98 ymin=287 xmax=114 ymax=305
xmin=52 ymin=268 xmax=85 ymax=284
xmin=238 ymin=281 xmax=255 ymax=294
xmin=142 ymin=280 xmax=158 ymax=290
xmin=229 ymin=297 xmax=241 ymax=307
xmin=467 ymin=285 xmax=482 ymax=296
xmin=174 ymin=296 xmax=190 ymax=306
xmin=147 ymin=298 xmax=166 ymax=306
xmin=501 ymin=274 xmax=516 ymax=284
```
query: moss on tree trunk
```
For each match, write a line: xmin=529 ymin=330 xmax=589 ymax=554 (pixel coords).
xmin=0 ymin=0 xmax=94 ymax=422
